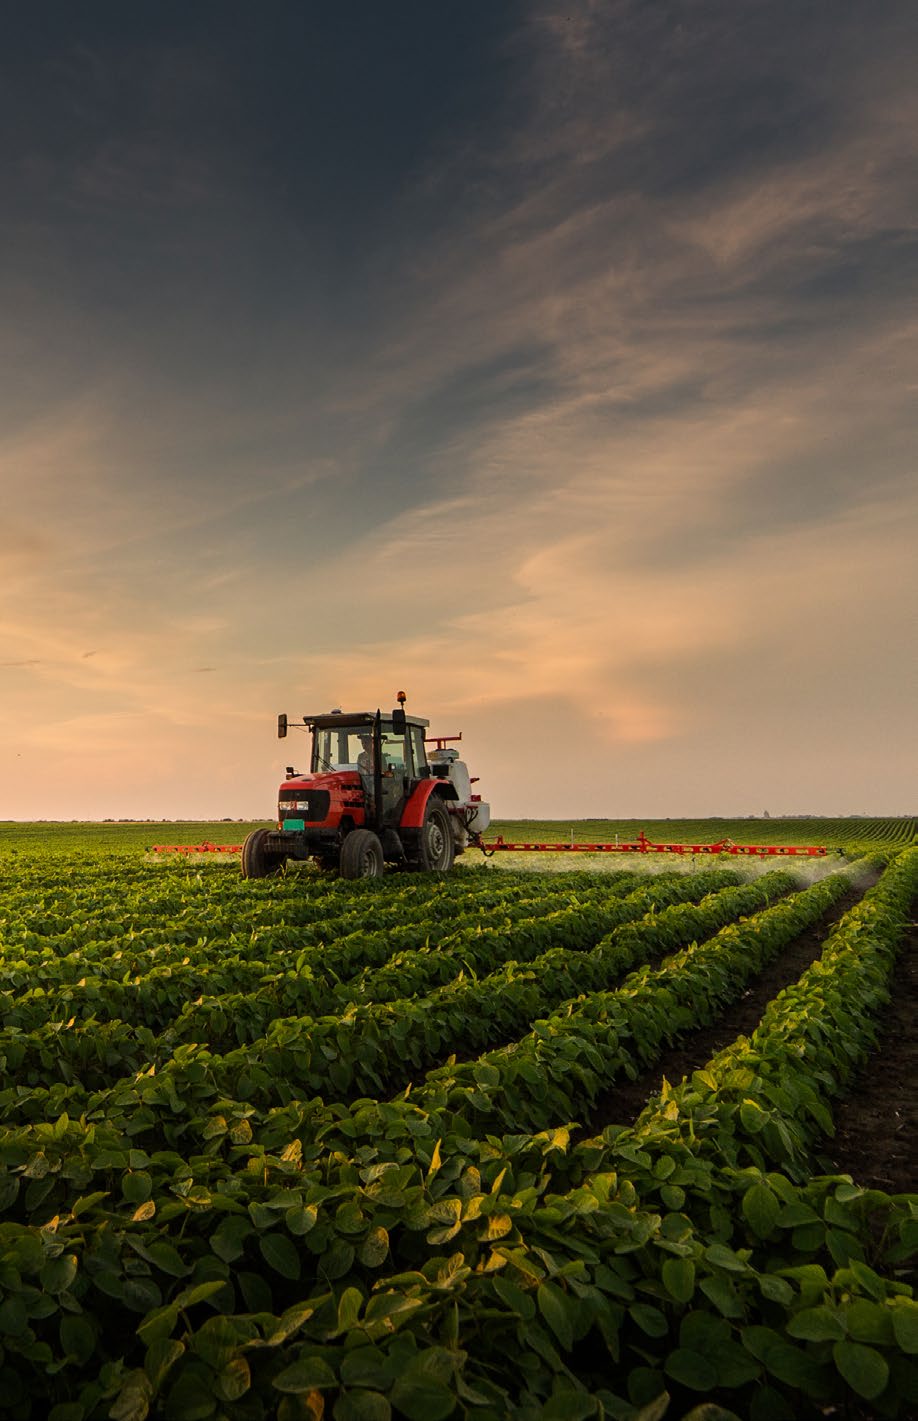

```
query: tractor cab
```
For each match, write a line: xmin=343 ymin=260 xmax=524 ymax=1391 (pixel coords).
xmin=241 ymin=694 xmax=489 ymax=880
xmin=305 ymin=708 xmax=429 ymax=830
xmin=312 ymin=711 xmax=426 ymax=784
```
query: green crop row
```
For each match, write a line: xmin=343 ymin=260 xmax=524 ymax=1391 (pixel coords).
xmin=522 ymin=841 xmax=918 ymax=1417
xmin=615 ymin=843 xmax=918 ymax=1181
xmin=0 ymin=859 xmax=539 ymax=953
xmin=235 ymin=871 xmax=775 ymax=1107
xmin=164 ymin=871 xmax=748 ymax=1105
xmin=0 ymin=854 xmax=911 ymax=1419
xmin=0 ymin=871 xmax=629 ymax=1001
xmin=406 ymin=873 xmax=848 ymax=1137
xmin=313 ymin=873 xmax=732 ymax=1010
xmin=289 ymin=874 xmax=791 ymax=1104
xmin=0 ymin=873 xmax=732 ymax=1119
xmin=0 ymin=876 xmax=645 ymax=1039
xmin=0 ymin=874 xmax=836 ymax=1207
xmin=162 ymin=873 xmax=709 ymax=1055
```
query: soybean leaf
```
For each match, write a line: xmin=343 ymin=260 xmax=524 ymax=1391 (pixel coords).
xmin=833 ymin=1341 xmax=890 ymax=1401
xmin=273 ymin=1356 xmax=338 ymax=1393
xmin=664 ymin=1349 xmax=719 ymax=1391
xmin=662 ymin=1257 xmax=695 ymax=1304
xmin=259 ymin=1232 xmax=301 ymax=1281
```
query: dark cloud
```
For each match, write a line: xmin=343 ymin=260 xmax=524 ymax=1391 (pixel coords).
xmin=784 ymin=233 xmax=918 ymax=310
xmin=4 ymin=0 xmax=915 ymax=515
xmin=356 ymin=344 xmax=560 ymax=514
xmin=3 ymin=2 xmax=917 ymax=816
xmin=1 ymin=2 xmax=527 ymax=443
xmin=1 ymin=5 xmax=525 ymax=267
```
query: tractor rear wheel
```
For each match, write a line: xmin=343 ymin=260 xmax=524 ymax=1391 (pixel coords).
xmin=417 ymin=801 xmax=455 ymax=872
xmin=241 ymin=828 xmax=284 ymax=879
xmin=340 ymin=829 xmax=385 ymax=879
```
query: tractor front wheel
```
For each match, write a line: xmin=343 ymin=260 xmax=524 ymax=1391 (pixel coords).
xmin=340 ymin=829 xmax=385 ymax=880
xmin=417 ymin=801 xmax=455 ymax=873
xmin=241 ymin=829 xmax=284 ymax=879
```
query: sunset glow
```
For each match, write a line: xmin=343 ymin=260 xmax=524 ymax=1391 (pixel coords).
xmin=2 ymin=4 xmax=916 ymax=820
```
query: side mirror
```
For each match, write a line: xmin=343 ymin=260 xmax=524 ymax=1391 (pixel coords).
xmin=277 ymin=714 xmax=288 ymax=739
xmin=392 ymin=707 xmax=406 ymax=734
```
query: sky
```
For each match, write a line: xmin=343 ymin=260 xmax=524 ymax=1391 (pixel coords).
xmin=2 ymin=1 xmax=917 ymax=821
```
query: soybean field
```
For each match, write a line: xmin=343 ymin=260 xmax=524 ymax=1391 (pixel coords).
xmin=0 ymin=826 xmax=916 ymax=1420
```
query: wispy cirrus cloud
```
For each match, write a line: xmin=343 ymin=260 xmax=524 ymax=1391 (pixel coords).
xmin=1 ymin=1 xmax=916 ymax=817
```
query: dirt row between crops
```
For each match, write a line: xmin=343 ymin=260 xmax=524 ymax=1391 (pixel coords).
xmin=586 ymin=881 xmax=873 ymax=1135
xmin=825 ymin=915 xmax=918 ymax=1194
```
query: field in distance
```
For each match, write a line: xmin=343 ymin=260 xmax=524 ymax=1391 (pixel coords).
xmin=489 ymin=816 xmax=917 ymax=847
xmin=0 ymin=815 xmax=915 ymax=856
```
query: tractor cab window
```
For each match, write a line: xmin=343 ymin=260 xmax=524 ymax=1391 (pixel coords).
xmin=379 ymin=728 xmax=406 ymax=772
xmin=409 ymin=725 xmax=427 ymax=776
xmin=313 ymin=727 xmax=373 ymax=771
xmin=312 ymin=723 xmax=409 ymax=777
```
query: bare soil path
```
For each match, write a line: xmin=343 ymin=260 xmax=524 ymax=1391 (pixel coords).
xmin=823 ymin=917 xmax=918 ymax=1194
xmin=587 ymin=883 xmax=872 ymax=1134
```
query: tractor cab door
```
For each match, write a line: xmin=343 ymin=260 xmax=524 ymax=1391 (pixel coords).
xmin=408 ymin=723 xmax=428 ymax=777
xmin=375 ymin=722 xmax=410 ymax=825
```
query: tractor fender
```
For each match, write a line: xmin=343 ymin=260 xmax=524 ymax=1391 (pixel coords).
xmin=400 ymin=779 xmax=457 ymax=829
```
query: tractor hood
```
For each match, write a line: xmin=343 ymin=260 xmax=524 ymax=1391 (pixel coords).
xmin=277 ymin=771 xmax=365 ymax=830
xmin=279 ymin=771 xmax=361 ymax=792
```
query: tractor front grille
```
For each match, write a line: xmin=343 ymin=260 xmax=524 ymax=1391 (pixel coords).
xmin=278 ymin=789 xmax=331 ymax=823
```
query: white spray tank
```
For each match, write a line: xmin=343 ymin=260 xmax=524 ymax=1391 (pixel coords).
xmin=427 ymin=745 xmax=491 ymax=840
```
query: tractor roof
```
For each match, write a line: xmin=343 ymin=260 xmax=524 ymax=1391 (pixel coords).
xmin=304 ymin=711 xmax=430 ymax=729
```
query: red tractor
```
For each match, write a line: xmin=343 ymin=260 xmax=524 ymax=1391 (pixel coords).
xmin=241 ymin=693 xmax=490 ymax=879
